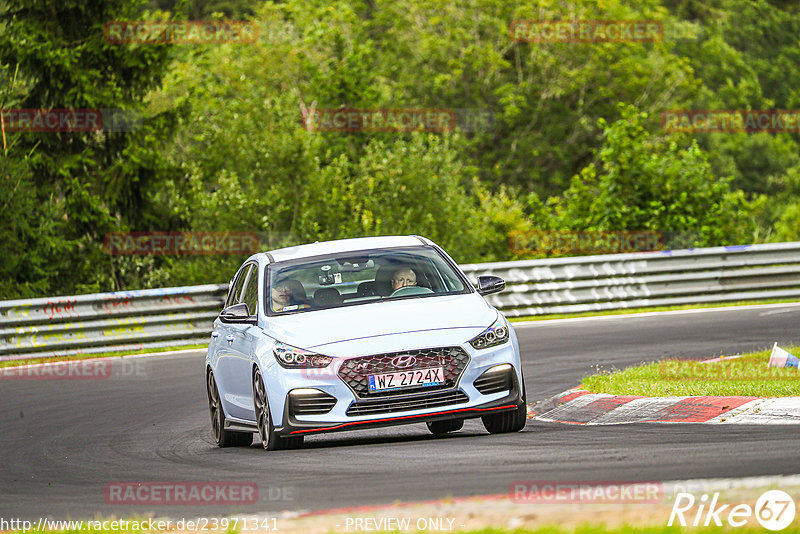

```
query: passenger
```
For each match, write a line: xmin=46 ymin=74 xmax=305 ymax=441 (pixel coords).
xmin=271 ymin=279 xmax=309 ymax=312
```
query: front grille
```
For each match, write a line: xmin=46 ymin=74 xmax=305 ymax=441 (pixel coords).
xmin=346 ymin=390 xmax=469 ymax=417
xmin=337 ymin=346 xmax=470 ymax=398
xmin=474 ymin=366 xmax=513 ymax=395
xmin=289 ymin=390 xmax=337 ymax=416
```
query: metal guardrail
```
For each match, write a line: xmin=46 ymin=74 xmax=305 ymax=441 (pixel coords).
xmin=2 ymin=242 xmax=799 ymax=360
xmin=0 ymin=285 xmax=227 ymax=361
xmin=460 ymin=241 xmax=800 ymax=317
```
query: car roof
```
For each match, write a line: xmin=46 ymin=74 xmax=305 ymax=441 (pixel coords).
xmin=263 ymin=235 xmax=433 ymax=263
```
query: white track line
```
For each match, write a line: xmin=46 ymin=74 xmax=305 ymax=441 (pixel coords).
xmin=512 ymin=301 xmax=800 ymax=327
xmin=711 ymin=398 xmax=800 ymax=424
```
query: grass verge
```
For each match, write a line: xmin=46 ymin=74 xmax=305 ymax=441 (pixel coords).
xmin=582 ymin=345 xmax=800 ymax=397
xmin=508 ymin=297 xmax=800 ymax=322
xmin=0 ymin=343 xmax=207 ymax=369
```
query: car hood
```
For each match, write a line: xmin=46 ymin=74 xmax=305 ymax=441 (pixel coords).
xmin=262 ymin=293 xmax=496 ymax=355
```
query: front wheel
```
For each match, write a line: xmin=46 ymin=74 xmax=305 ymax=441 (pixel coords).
xmin=207 ymin=371 xmax=253 ymax=447
xmin=253 ymin=369 xmax=304 ymax=451
xmin=481 ymin=374 xmax=527 ymax=434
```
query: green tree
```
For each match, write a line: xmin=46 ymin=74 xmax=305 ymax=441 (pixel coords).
xmin=149 ymin=0 xmax=261 ymax=19
xmin=774 ymin=200 xmax=800 ymax=241
xmin=361 ymin=0 xmax=700 ymax=196
xmin=0 ymin=0 xmax=175 ymax=296
xmin=555 ymin=105 xmax=759 ymax=248
xmin=146 ymin=2 xmax=530 ymax=287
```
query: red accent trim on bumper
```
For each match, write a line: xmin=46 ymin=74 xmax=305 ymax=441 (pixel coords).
xmin=289 ymin=404 xmax=518 ymax=435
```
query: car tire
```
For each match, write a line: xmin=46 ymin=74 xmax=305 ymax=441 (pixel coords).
xmin=481 ymin=374 xmax=527 ymax=434
xmin=426 ymin=418 xmax=464 ymax=434
xmin=207 ymin=371 xmax=254 ymax=447
xmin=253 ymin=369 xmax=304 ymax=451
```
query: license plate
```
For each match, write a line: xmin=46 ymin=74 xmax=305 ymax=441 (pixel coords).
xmin=368 ymin=367 xmax=444 ymax=392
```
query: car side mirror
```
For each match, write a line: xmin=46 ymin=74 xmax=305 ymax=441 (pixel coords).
xmin=476 ymin=275 xmax=505 ymax=296
xmin=220 ymin=303 xmax=257 ymax=324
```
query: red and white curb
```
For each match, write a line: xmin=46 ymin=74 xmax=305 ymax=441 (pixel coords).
xmin=529 ymin=389 xmax=800 ymax=425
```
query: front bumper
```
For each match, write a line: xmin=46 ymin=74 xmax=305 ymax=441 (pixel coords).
xmin=259 ymin=333 xmax=524 ymax=437
xmin=275 ymin=372 xmax=524 ymax=437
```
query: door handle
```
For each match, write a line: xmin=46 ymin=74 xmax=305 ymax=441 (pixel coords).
xmin=225 ymin=335 xmax=235 ymax=344
xmin=211 ymin=332 xmax=219 ymax=338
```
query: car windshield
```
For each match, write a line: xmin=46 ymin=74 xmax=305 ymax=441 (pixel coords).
xmin=266 ymin=246 xmax=470 ymax=315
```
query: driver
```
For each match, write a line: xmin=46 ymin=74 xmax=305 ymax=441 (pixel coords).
xmin=391 ymin=267 xmax=417 ymax=292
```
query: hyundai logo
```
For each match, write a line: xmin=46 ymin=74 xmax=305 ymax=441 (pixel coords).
xmin=391 ymin=354 xmax=417 ymax=369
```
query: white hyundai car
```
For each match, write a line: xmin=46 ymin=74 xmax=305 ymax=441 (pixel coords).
xmin=205 ymin=235 xmax=526 ymax=450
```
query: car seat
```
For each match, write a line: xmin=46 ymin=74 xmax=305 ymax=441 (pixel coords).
xmin=314 ymin=287 xmax=343 ymax=307
xmin=284 ymin=279 xmax=308 ymax=305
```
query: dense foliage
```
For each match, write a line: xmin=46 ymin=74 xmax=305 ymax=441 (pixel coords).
xmin=1 ymin=0 xmax=799 ymax=298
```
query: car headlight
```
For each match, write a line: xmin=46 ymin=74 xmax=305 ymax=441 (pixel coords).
xmin=469 ymin=314 xmax=510 ymax=349
xmin=273 ymin=342 xmax=333 ymax=368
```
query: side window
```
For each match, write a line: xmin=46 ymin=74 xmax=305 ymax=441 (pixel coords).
xmin=225 ymin=264 xmax=251 ymax=308
xmin=242 ymin=265 xmax=259 ymax=317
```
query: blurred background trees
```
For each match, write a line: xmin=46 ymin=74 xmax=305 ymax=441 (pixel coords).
xmin=2 ymin=0 xmax=799 ymax=297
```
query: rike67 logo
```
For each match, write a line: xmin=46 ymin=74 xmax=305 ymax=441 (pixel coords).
xmin=669 ymin=490 xmax=796 ymax=531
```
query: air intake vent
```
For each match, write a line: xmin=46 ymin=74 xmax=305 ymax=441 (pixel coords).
xmin=346 ymin=390 xmax=469 ymax=417
xmin=289 ymin=390 xmax=337 ymax=416
xmin=474 ymin=366 xmax=513 ymax=395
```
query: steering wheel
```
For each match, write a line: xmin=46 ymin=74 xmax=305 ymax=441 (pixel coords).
xmin=390 ymin=286 xmax=434 ymax=297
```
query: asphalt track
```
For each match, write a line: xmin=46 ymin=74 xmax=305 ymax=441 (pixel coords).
xmin=2 ymin=303 xmax=800 ymax=520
